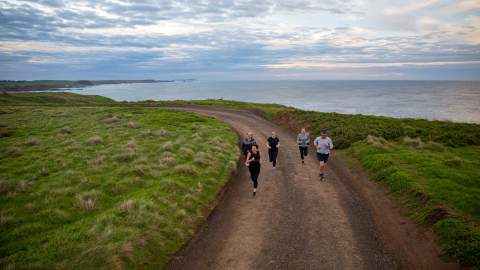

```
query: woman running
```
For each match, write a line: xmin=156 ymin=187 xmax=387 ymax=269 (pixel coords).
xmin=297 ymin=127 xmax=310 ymax=164
xmin=314 ymin=128 xmax=333 ymax=181
xmin=245 ymin=144 xmax=261 ymax=196
xmin=241 ymin=132 xmax=256 ymax=161
xmin=266 ymin=131 xmax=280 ymax=168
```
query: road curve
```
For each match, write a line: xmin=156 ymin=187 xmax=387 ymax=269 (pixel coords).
xmin=165 ymin=106 xmax=459 ymax=270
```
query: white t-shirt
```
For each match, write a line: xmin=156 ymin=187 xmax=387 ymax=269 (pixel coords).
xmin=314 ymin=136 xmax=333 ymax=154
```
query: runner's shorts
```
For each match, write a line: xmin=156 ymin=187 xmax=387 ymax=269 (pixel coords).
xmin=316 ymin=153 xmax=329 ymax=162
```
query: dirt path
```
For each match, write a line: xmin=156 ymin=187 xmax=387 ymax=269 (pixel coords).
xmin=166 ymin=106 xmax=459 ymax=270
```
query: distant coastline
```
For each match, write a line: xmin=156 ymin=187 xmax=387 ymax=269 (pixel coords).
xmin=0 ymin=79 xmax=179 ymax=92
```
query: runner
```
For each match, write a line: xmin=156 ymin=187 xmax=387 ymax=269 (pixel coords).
xmin=297 ymin=127 xmax=310 ymax=164
xmin=314 ymin=128 xmax=333 ymax=181
xmin=266 ymin=131 xmax=280 ymax=168
xmin=241 ymin=132 xmax=256 ymax=161
xmin=245 ymin=144 xmax=261 ymax=196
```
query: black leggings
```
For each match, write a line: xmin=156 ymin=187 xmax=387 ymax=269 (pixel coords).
xmin=249 ymin=163 xmax=260 ymax=188
xmin=299 ymin=146 xmax=308 ymax=160
xmin=268 ymin=148 xmax=278 ymax=167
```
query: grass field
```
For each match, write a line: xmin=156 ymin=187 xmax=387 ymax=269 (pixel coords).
xmin=2 ymin=93 xmax=479 ymax=268
xmin=0 ymin=98 xmax=239 ymax=269
xmin=347 ymin=137 xmax=480 ymax=266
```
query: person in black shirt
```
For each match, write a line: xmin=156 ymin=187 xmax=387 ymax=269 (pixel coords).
xmin=241 ymin=132 xmax=256 ymax=161
xmin=245 ymin=144 xmax=261 ymax=196
xmin=266 ymin=131 xmax=280 ymax=168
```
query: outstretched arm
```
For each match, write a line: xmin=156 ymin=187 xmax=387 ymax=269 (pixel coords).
xmin=245 ymin=151 xmax=251 ymax=166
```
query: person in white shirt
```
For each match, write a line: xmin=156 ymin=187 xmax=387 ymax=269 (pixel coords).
xmin=313 ymin=128 xmax=333 ymax=181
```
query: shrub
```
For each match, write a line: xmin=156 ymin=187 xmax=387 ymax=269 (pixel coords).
xmin=17 ymin=180 xmax=31 ymax=192
xmin=424 ymin=141 xmax=445 ymax=152
xmin=127 ymin=121 xmax=140 ymax=129
xmin=0 ymin=180 xmax=15 ymax=196
xmin=366 ymin=135 xmax=389 ymax=149
xmin=0 ymin=126 xmax=13 ymax=137
xmin=132 ymin=165 xmax=150 ymax=176
xmin=162 ymin=142 xmax=173 ymax=151
xmin=60 ymin=127 xmax=72 ymax=134
xmin=39 ymin=167 xmax=49 ymax=177
xmin=6 ymin=146 xmax=22 ymax=157
xmin=179 ymin=147 xmax=194 ymax=158
xmin=402 ymin=136 xmax=425 ymax=149
xmin=159 ymin=156 xmax=176 ymax=167
xmin=119 ymin=199 xmax=135 ymax=213
xmin=152 ymin=129 xmax=167 ymax=137
xmin=435 ymin=219 xmax=480 ymax=268
xmin=444 ymin=157 xmax=463 ymax=167
xmin=104 ymin=115 xmax=120 ymax=123
xmin=173 ymin=164 xmax=198 ymax=175
xmin=114 ymin=149 xmax=136 ymax=162
xmin=193 ymin=152 xmax=211 ymax=166
xmin=77 ymin=190 xmax=98 ymax=210
xmin=87 ymin=135 xmax=103 ymax=145
xmin=90 ymin=155 xmax=105 ymax=165
xmin=192 ymin=132 xmax=201 ymax=140
xmin=127 ymin=140 xmax=137 ymax=149
xmin=277 ymin=109 xmax=480 ymax=149
xmin=25 ymin=137 xmax=41 ymax=146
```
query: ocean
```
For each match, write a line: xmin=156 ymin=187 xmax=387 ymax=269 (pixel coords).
xmin=65 ymin=80 xmax=480 ymax=124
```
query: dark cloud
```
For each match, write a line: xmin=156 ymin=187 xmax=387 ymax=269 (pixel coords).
xmin=0 ymin=0 xmax=479 ymax=79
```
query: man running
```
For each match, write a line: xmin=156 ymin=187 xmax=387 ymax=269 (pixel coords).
xmin=266 ymin=131 xmax=280 ymax=168
xmin=297 ymin=127 xmax=310 ymax=164
xmin=245 ymin=144 xmax=261 ymax=196
xmin=314 ymin=128 xmax=333 ymax=181
xmin=241 ymin=132 xmax=256 ymax=161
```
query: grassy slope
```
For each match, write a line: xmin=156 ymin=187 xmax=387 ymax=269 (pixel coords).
xmin=0 ymin=96 xmax=239 ymax=269
xmin=347 ymin=139 xmax=480 ymax=266
xmin=134 ymin=99 xmax=289 ymax=119
xmin=0 ymin=92 xmax=114 ymax=105
xmin=157 ymin=98 xmax=480 ymax=268
xmin=2 ymin=93 xmax=479 ymax=267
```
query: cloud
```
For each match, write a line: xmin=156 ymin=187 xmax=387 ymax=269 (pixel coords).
xmin=262 ymin=60 xmax=480 ymax=69
xmin=0 ymin=0 xmax=479 ymax=79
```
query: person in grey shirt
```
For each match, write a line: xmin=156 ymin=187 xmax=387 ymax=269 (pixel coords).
xmin=314 ymin=128 xmax=333 ymax=180
xmin=297 ymin=127 xmax=310 ymax=164
xmin=241 ymin=132 xmax=256 ymax=161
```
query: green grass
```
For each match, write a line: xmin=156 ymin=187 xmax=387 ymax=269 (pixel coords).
xmin=347 ymin=137 xmax=480 ymax=267
xmin=0 ymin=105 xmax=238 ymax=269
xmin=0 ymin=92 xmax=114 ymax=106
xmin=134 ymin=99 xmax=289 ymax=119
xmin=274 ymin=109 xmax=480 ymax=149
xmin=144 ymin=98 xmax=480 ymax=149
xmin=3 ymin=93 xmax=479 ymax=268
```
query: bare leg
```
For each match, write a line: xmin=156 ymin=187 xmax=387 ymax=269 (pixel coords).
xmin=319 ymin=161 xmax=325 ymax=180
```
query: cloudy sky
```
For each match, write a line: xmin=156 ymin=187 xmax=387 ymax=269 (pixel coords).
xmin=1 ymin=0 xmax=479 ymax=80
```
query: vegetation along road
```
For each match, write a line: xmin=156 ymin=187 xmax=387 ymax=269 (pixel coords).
xmin=1 ymin=93 xmax=478 ymax=269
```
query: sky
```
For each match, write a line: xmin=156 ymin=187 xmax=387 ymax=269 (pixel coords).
xmin=0 ymin=0 xmax=479 ymax=80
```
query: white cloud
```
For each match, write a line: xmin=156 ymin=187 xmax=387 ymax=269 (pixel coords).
xmin=383 ymin=0 xmax=439 ymax=16
xmin=262 ymin=60 xmax=480 ymax=69
xmin=0 ymin=41 xmax=213 ymax=54
xmin=60 ymin=21 xmax=212 ymax=36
